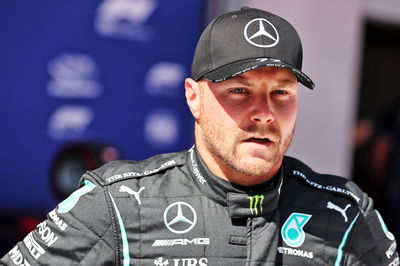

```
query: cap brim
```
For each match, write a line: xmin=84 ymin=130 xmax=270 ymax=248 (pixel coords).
xmin=203 ymin=58 xmax=315 ymax=90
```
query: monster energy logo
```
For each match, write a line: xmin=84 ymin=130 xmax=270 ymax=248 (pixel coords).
xmin=248 ymin=195 xmax=264 ymax=215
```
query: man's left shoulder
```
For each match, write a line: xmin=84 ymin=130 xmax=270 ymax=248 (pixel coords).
xmin=282 ymin=156 xmax=399 ymax=265
xmin=283 ymin=156 xmax=368 ymax=209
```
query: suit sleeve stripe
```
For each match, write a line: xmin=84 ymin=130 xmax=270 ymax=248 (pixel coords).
xmin=109 ymin=192 xmax=130 ymax=266
xmin=375 ymin=210 xmax=395 ymax=241
xmin=335 ymin=213 xmax=360 ymax=266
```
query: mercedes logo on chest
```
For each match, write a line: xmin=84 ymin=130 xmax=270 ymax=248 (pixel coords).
xmin=244 ymin=18 xmax=279 ymax=48
xmin=163 ymin=201 xmax=197 ymax=234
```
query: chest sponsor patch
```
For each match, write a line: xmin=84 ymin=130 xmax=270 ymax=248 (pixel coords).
xmin=23 ymin=233 xmax=45 ymax=260
xmin=8 ymin=245 xmax=31 ymax=266
xmin=36 ymin=221 xmax=59 ymax=247
xmin=49 ymin=209 xmax=68 ymax=231
xmin=277 ymin=246 xmax=313 ymax=259
xmin=281 ymin=212 xmax=312 ymax=248
xmin=152 ymin=238 xmax=210 ymax=247
xmin=154 ymin=257 xmax=208 ymax=266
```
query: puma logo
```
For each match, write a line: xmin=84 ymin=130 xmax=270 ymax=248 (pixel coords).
xmin=327 ymin=201 xmax=351 ymax=222
xmin=119 ymin=185 xmax=145 ymax=205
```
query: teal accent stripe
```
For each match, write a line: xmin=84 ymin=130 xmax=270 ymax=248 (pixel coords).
xmin=335 ymin=213 xmax=360 ymax=266
xmin=109 ymin=193 xmax=130 ymax=266
xmin=58 ymin=180 xmax=96 ymax=213
xmin=375 ymin=210 xmax=395 ymax=241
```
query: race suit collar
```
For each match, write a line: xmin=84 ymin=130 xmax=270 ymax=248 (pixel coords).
xmin=187 ymin=146 xmax=283 ymax=218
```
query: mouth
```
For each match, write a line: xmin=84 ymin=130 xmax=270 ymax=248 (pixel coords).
xmin=243 ymin=137 xmax=273 ymax=145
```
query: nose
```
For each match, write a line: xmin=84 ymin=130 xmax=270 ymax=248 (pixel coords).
xmin=250 ymin=96 xmax=274 ymax=124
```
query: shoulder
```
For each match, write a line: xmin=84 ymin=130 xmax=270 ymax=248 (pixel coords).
xmin=282 ymin=157 xmax=399 ymax=264
xmin=86 ymin=150 xmax=188 ymax=187
xmin=283 ymin=156 xmax=368 ymax=210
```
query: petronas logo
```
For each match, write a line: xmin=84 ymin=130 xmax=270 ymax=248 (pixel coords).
xmin=248 ymin=195 xmax=264 ymax=215
xmin=281 ymin=213 xmax=312 ymax=247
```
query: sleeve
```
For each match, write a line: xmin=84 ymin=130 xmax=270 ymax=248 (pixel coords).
xmin=0 ymin=173 xmax=118 ymax=266
xmin=344 ymin=196 xmax=399 ymax=266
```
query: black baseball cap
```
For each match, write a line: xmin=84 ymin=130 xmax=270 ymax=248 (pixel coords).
xmin=191 ymin=7 xmax=315 ymax=89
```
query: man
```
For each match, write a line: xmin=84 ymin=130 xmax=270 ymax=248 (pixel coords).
xmin=1 ymin=7 xmax=398 ymax=266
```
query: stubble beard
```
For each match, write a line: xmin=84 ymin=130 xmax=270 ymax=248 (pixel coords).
xmin=199 ymin=112 xmax=294 ymax=178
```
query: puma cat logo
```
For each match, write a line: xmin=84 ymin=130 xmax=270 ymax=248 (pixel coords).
xmin=327 ymin=201 xmax=351 ymax=222
xmin=119 ymin=185 xmax=145 ymax=205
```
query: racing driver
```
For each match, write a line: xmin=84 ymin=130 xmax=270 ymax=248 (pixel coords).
xmin=1 ymin=7 xmax=399 ymax=266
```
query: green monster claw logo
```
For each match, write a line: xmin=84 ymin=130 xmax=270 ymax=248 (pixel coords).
xmin=248 ymin=195 xmax=264 ymax=215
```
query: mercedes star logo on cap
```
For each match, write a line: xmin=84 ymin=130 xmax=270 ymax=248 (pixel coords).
xmin=244 ymin=18 xmax=279 ymax=48
xmin=163 ymin=201 xmax=197 ymax=234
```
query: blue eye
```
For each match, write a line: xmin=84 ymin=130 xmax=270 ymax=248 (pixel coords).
xmin=273 ymin=90 xmax=287 ymax=95
xmin=231 ymin=88 xmax=246 ymax=94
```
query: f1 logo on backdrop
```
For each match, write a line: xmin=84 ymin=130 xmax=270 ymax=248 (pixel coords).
xmin=46 ymin=53 xmax=102 ymax=99
xmin=144 ymin=62 xmax=186 ymax=98
xmin=144 ymin=109 xmax=180 ymax=150
xmin=46 ymin=53 xmax=100 ymax=140
xmin=94 ymin=0 xmax=157 ymax=42
xmin=163 ymin=202 xmax=197 ymax=234
xmin=48 ymin=105 xmax=94 ymax=140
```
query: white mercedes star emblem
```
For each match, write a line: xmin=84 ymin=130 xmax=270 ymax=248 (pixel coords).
xmin=163 ymin=201 xmax=197 ymax=234
xmin=244 ymin=18 xmax=279 ymax=48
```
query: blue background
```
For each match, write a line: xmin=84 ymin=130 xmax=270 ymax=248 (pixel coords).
xmin=0 ymin=0 xmax=205 ymax=212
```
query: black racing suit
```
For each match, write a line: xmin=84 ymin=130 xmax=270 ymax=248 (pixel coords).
xmin=1 ymin=147 xmax=399 ymax=265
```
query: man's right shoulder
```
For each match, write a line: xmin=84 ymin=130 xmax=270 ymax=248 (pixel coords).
xmin=86 ymin=150 xmax=188 ymax=187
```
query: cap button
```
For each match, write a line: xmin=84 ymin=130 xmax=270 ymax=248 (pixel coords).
xmin=241 ymin=6 xmax=251 ymax=10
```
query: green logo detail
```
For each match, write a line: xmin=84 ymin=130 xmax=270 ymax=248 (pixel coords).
xmin=281 ymin=213 xmax=312 ymax=247
xmin=248 ymin=195 xmax=264 ymax=215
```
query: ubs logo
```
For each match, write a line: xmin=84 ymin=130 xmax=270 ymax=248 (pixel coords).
xmin=163 ymin=202 xmax=197 ymax=234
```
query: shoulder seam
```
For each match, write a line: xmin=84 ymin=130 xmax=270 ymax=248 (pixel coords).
xmin=289 ymin=170 xmax=362 ymax=204
xmin=86 ymin=171 xmax=106 ymax=186
xmin=104 ymin=159 xmax=181 ymax=185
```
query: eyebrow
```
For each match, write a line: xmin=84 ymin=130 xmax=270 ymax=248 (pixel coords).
xmin=278 ymin=78 xmax=297 ymax=84
xmin=274 ymin=79 xmax=298 ymax=88
xmin=225 ymin=76 xmax=252 ymax=86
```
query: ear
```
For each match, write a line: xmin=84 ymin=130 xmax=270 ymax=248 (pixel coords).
xmin=185 ymin=78 xmax=201 ymax=119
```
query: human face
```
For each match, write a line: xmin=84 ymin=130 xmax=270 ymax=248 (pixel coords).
xmin=185 ymin=67 xmax=298 ymax=185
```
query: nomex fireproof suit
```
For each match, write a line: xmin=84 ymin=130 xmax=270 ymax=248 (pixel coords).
xmin=1 ymin=147 xmax=399 ymax=265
